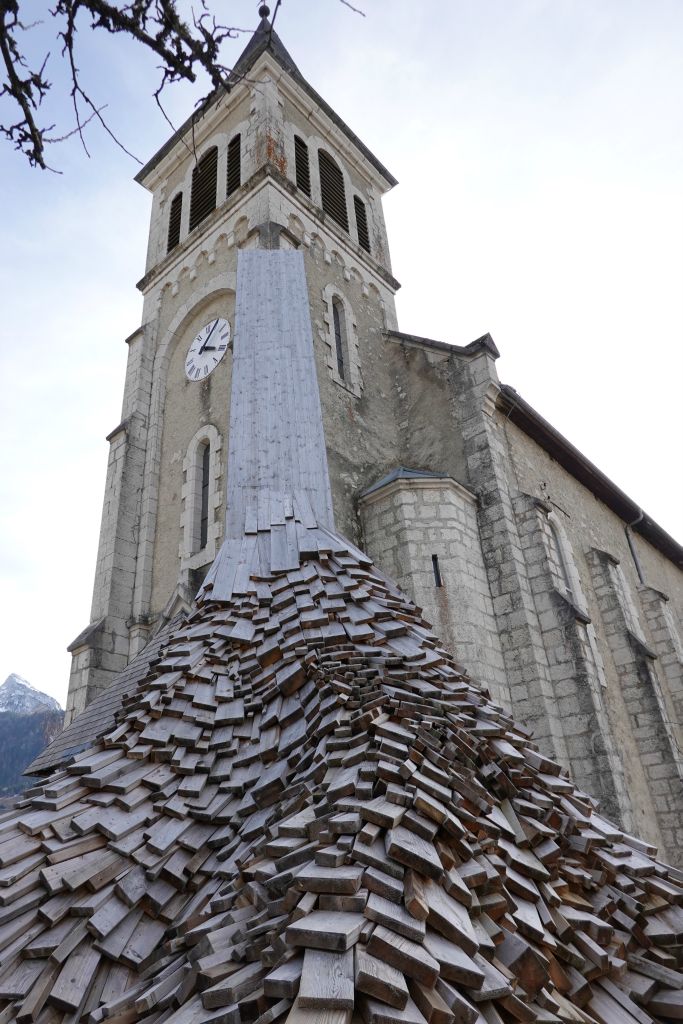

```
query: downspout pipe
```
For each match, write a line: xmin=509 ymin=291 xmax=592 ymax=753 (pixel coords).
xmin=626 ymin=508 xmax=646 ymax=585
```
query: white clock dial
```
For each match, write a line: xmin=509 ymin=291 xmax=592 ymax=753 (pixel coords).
xmin=185 ymin=318 xmax=231 ymax=381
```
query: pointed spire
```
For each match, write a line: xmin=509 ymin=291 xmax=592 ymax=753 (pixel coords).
xmin=230 ymin=3 xmax=303 ymax=83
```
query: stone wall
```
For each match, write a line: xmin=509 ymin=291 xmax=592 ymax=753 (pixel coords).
xmin=360 ymin=476 xmax=509 ymax=710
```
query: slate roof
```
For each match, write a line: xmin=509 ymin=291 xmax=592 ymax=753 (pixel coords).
xmin=360 ymin=468 xmax=454 ymax=500
xmin=28 ymin=616 xmax=186 ymax=776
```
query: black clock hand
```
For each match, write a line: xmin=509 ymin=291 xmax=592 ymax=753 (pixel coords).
xmin=199 ymin=318 xmax=220 ymax=354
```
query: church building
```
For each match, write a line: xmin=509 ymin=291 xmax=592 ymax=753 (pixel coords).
xmin=62 ymin=10 xmax=682 ymax=865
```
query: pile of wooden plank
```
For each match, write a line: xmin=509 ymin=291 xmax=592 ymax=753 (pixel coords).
xmin=0 ymin=499 xmax=681 ymax=1024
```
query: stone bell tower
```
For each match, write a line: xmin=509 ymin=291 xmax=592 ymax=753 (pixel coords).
xmin=64 ymin=6 xmax=401 ymax=723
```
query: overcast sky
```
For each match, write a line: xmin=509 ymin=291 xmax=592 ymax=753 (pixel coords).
xmin=1 ymin=0 xmax=681 ymax=705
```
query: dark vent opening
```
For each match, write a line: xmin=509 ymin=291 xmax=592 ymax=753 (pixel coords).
xmin=432 ymin=554 xmax=443 ymax=588
xmin=294 ymin=135 xmax=311 ymax=196
xmin=190 ymin=564 xmax=211 ymax=594
xmin=167 ymin=193 xmax=182 ymax=253
xmin=199 ymin=444 xmax=211 ymax=549
xmin=189 ymin=147 xmax=218 ymax=231
xmin=354 ymin=196 xmax=370 ymax=254
xmin=319 ymin=150 xmax=349 ymax=233
xmin=227 ymin=134 xmax=242 ymax=197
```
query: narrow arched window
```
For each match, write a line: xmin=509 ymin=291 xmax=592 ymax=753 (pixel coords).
xmin=354 ymin=196 xmax=370 ymax=253
xmin=332 ymin=298 xmax=347 ymax=381
xmin=199 ymin=443 xmax=211 ymax=550
xmin=294 ymin=135 xmax=311 ymax=196
xmin=189 ymin=147 xmax=218 ymax=231
xmin=167 ymin=192 xmax=182 ymax=253
xmin=227 ymin=134 xmax=241 ymax=197
xmin=319 ymin=150 xmax=349 ymax=232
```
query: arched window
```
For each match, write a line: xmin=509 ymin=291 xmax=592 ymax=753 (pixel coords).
xmin=181 ymin=424 xmax=222 ymax=568
xmin=294 ymin=135 xmax=311 ymax=196
xmin=354 ymin=195 xmax=370 ymax=253
xmin=332 ymin=298 xmax=347 ymax=381
xmin=227 ymin=134 xmax=241 ymax=197
xmin=189 ymin=147 xmax=218 ymax=231
xmin=167 ymin=192 xmax=182 ymax=253
xmin=318 ymin=150 xmax=349 ymax=232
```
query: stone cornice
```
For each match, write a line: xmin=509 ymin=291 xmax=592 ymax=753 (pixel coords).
xmin=137 ymin=164 xmax=400 ymax=296
xmin=358 ymin=474 xmax=477 ymax=510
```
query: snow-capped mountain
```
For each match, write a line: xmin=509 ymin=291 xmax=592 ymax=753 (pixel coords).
xmin=0 ymin=673 xmax=62 ymax=715
xmin=0 ymin=675 xmax=64 ymax=799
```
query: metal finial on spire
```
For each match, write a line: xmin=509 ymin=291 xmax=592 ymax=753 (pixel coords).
xmin=258 ymin=3 xmax=270 ymax=18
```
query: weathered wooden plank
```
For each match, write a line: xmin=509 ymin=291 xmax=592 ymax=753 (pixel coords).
xmin=367 ymin=924 xmax=439 ymax=987
xmin=364 ymin=891 xmax=425 ymax=942
xmin=51 ymin=941 xmax=101 ymax=1011
xmin=264 ymin=955 xmax=304 ymax=998
xmin=298 ymin=948 xmax=354 ymax=1009
xmin=284 ymin=996 xmax=351 ymax=1024
xmin=287 ymin=912 xmax=365 ymax=952
xmin=355 ymin=944 xmax=409 ymax=1010
xmin=296 ymin=863 xmax=364 ymax=895
xmin=359 ymin=994 xmax=428 ymax=1024
xmin=422 ymin=931 xmax=484 ymax=989
xmin=386 ymin=828 xmax=443 ymax=881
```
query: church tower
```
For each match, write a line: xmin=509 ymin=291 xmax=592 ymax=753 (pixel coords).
xmin=65 ymin=8 xmax=401 ymax=722
xmin=63 ymin=5 xmax=683 ymax=870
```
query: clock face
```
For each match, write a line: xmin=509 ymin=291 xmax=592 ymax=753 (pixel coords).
xmin=185 ymin=318 xmax=231 ymax=381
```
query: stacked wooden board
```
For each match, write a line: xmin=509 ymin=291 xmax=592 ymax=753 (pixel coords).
xmin=0 ymin=499 xmax=681 ymax=1024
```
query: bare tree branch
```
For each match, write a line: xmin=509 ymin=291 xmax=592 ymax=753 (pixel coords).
xmin=338 ymin=0 xmax=365 ymax=15
xmin=0 ymin=0 xmax=365 ymax=170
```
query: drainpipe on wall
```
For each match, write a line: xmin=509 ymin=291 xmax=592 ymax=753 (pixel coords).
xmin=625 ymin=508 xmax=646 ymax=585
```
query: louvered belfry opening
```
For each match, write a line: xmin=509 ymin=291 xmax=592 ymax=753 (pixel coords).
xmin=227 ymin=134 xmax=242 ymax=197
xmin=167 ymin=192 xmax=182 ymax=253
xmin=189 ymin=147 xmax=218 ymax=231
xmin=318 ymin=150 xmax=349 ymax=232
xmin=354 ymin=195 xmax=371 ymax=254
xmin=294 ymin=135 xmax=311 ymax=196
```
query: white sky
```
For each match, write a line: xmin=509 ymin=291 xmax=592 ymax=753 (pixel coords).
xmin=1 ymin=0 xmax=681 ymax=706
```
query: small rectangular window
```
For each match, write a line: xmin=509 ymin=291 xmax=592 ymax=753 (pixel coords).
xmin=354 ymin=195 xmax=370 ymax=254
xmin=227 ymin=134 xmax=241 ymax=197
xmin=432 ymin=554 xmax=443 ymax=588
xmin=333 ymin=300 xmax=346 ymax=381
xmin=167 ymin=193 xmax=182 ymax=253
xmin=200 ymin=445 xmax=211 ymax=549
xmin=294 ymin=135 xmax=311 ymax=196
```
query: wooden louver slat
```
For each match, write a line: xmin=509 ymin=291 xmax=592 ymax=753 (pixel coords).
xmin=294 ymin=135 xmax=311 ymax=196
xmin=189 ymin=147 xmax=218 ymax=231
xmin=354 ymin=195 xmax=371 ymax=254
xmin=227 ymin=134 xmax=241 ymax=197
xmin=167 ymin=192 xmax=182 ymax=253
xmin=318 ymin=150 xmax=349 ymax=233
